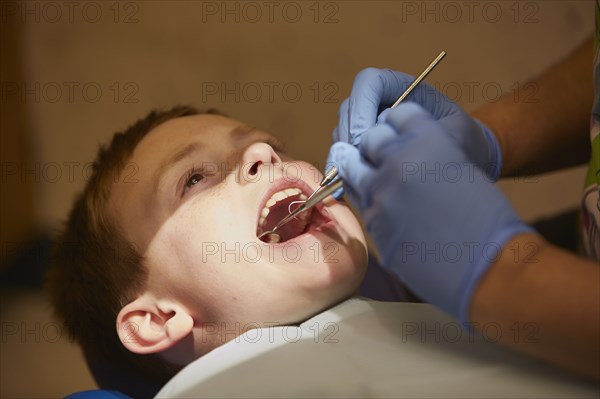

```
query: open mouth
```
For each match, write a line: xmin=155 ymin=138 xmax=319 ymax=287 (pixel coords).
xmin=256 ymin=185 xmax=328 ymax=243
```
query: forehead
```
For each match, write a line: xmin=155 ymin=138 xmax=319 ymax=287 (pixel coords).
xmin=134 ymin=114 xmax=246 ymax=159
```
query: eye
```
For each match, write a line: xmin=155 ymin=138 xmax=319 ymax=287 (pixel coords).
xmin=183 ymin=169 xmax=206 ymax=195
xmin=186 ymin=174 xmax=204 ymax=187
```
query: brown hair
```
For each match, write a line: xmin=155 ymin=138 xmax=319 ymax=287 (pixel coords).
xmin=46 ymin=106 xmax=221 ymax=392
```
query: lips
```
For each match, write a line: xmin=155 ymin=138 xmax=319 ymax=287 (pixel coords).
xmin=256 ymin=179 xmax=330 ymax=243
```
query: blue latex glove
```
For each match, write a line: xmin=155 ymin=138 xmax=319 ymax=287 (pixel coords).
xmin=329 ymin=103 xmax=533 ymax=323
xmin=331 ymin=68 xmax=503 ymax=181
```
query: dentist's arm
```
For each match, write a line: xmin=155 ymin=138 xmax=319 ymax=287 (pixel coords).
xmin=470 ymin=233 xmax=600 ymax=381
xmin=472 ymin=37 xmax=593 ymax=176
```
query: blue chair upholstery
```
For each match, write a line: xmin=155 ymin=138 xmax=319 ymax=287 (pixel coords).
xmin=65 ymin=390 xmax=132 ymax=399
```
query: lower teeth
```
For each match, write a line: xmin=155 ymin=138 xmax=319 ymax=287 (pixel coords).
xmin=264 ymin=233 xmax=281 ymax=244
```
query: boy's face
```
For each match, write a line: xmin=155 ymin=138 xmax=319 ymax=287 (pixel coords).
xmin=110 ymin=114 xmax=367 ymax=353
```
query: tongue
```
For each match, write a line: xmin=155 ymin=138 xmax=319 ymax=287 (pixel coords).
xmin=273 ymin=213 xmax=309 ymax=242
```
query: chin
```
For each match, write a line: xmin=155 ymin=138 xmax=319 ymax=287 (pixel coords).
xmin=294 ymin=274 xmax=363 ymax=322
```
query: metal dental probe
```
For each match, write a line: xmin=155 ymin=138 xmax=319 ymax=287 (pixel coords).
xmin=257 ymin=179 xmax=343 ymax=241
xmin=258 ymin=50 xmax=446 ymax=242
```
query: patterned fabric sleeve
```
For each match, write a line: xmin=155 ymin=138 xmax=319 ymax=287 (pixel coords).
xmin=581 ymin=0 xmax=600 ymax=261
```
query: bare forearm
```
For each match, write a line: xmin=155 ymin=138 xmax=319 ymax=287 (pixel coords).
xmin=472 ymin=37 xmax=593 ymax=177
xmin=470 ymin=233 xmax=600 ymax=381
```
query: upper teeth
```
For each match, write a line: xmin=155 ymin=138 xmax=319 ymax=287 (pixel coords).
xmin=258 ymin=188 xmax=307 ymax=228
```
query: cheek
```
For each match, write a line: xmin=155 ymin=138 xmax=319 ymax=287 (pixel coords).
xmin=175 ymin=191 xmax=252 ymax=243
xmin=329 ymin=202 xmax=369 ymax=269
xmin=329 ymin=202 xmax=367 ymax=246
xmin=164 ymin=199 xmax=260 ymax=278
xmin=143 ymin=210 xmax=241 ymax=318
xmin=144 ymin=205 xmax=218 ymax=286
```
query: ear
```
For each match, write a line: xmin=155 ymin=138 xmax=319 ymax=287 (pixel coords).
xmin=116 ymin=294 xmax=194 ymax=355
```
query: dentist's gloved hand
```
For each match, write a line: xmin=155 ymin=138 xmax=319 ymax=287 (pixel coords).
xmin=329 ymin=103 xmax=533 ymax=323
xmin=331 ymin=68 xmax=503 ymax=181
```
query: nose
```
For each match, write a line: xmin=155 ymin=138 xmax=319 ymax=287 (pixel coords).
xmin=237 ymin=142 xmax=282 ymax=185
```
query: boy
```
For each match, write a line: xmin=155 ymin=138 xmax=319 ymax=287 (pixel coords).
xmin=49 ymin=106 xmax=597 ymax=399
xmin=46 ymin=106 xmax=369 ymax=394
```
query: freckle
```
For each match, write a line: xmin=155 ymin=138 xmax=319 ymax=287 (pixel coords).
xmin=233 ymin=296 xmax=238 ymax=301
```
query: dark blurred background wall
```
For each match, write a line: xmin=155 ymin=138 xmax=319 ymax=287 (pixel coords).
xmin=0 ymin=1 xmax=594 ymax=397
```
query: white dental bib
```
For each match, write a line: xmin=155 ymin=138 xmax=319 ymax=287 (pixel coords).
xmin=156 ymin=298 xmax=598 ymax=398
